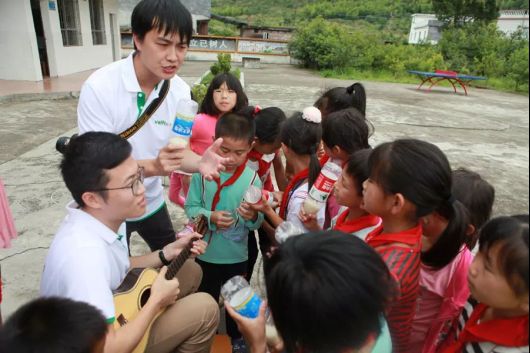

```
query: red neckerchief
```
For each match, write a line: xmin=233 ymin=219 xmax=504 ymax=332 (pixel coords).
xmin=279 ymin=169 xmax=309 ymax=219
xmin=334 ymin=210 xmax=381 ymax=234
xmin=247 ymin=149 xmax=276 ymax=178
xmin=443 ymin=304 xmax=529 ymax=353
xmin=319 ymin=153 xmax=330 ymax=167
xmin=211 ymin=164 xmax=247 ymax=211
xmin=366 ymin=223 xmax=423 ymax=250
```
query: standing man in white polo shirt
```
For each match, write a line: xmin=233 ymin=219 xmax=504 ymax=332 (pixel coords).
xmin=78 ymin=0 xmax=221 ymax=251
xmin=41 ymin=132 xmax=220 ymax=353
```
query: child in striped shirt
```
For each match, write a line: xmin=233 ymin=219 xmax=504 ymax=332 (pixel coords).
xmin=441 ymin=215 xmax=529 ymax=353
xmin=362 ymin=139 xmax=458 ymax=353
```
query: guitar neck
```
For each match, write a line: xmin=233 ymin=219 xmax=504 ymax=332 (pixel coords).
xmin=165 ymin=237 xmax=199 ymax=280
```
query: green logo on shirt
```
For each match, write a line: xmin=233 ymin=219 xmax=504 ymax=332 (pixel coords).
xmin=154 ymin=120 xmax=170 ymax=127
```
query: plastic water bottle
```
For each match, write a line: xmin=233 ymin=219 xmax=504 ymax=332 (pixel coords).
xmin=221 ymin=276 xmax=262 ymax=319
xmin=275 ymin=221 xmax=305 ymax=244
xmin=170 ymin=99 xmax=198 ymax=149
xmin=303 ymin=159 xmax=342 ymax=214
xmin=243 ymin=185 xmax=263 ymax=205
xmin=261 ymin=190 xmax=275 ymax=206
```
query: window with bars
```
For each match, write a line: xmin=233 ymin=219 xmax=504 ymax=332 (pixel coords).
xmin=57 ymin=0 xmax=82 ymax=46
xmin=89 ymin=0 xmax=107 ymax=45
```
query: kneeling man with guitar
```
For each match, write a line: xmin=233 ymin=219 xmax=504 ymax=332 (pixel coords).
xmin=40 ymin=132 xmax=219 ymax=353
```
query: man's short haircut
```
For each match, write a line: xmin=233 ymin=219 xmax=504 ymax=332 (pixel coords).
xmin=60 ymin=132 xmax=132 ymax=207
xmin=265 ymin=231 xmax=395 ymax=353
xmin=131 ymin=0 xmax=193 ymax=45
xmin=0 ymin=297 xmax=107 ymax=353
xmin=215 ymin=113 xmax=256 ymax=145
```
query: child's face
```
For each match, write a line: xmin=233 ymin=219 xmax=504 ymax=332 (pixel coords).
xmin=218 ymin=137 xmax=253 ymax=172
xmin=334 ymin=171 xmax=363 ymax=209
xmin=468 ymin=244 xmax=529 ymax=313
xmin=213 ymin=82 xmax=237 ymax=115
xmin=323 ymin=143 xmax=348 ymax=163
xmin=254 ymin=140 xmax=281 ymax=155
xmin=362 ymin=178 xmax=393 ymax=217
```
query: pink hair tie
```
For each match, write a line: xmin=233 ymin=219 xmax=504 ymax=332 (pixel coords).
xmin=253 ymin=105 xmax=262 ymax=117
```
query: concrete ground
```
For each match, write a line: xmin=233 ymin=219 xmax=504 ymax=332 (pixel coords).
xmin=0 ymin=61 xmax=528 ymax=319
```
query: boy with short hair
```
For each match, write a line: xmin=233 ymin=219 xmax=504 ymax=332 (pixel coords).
xmin=185 ymin=113 xmax=264 ymax=352
xmin=0 ymin=297 xmax=108 ymax=353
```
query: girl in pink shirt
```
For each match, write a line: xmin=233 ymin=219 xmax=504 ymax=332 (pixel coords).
xmin=170 ymin=73 xmax=248 ymax=207
xmin=410 ymin=169 xmax=495 ymax=353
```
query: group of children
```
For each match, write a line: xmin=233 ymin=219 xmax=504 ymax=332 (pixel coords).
xmin=0 ymin=70 xmax=526 ymax=353
xmin=171 ymin=71 xmax=528 ymax=353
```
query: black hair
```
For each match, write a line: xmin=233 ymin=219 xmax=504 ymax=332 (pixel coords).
xmin=131 ymin=0 xmax=193 ymax=47
xmin=421 ymin=200 xmax=471 ymax=269
xmin=344 ymin=149 xmax=372 ymax=196
xmin=60 ymin=132 xmax=132 ymax=208
xmin=238 ymin=106 xmax=287 ymax=144
xmin=368 ymin=139 xmax=453 ymax=219
xmin=479 ymin=215 xmax=529 ymax=296
xmin=215 ymin=113 xmax=256 ymax=145
xmin=322 ymin=108 xmax=372 ymax=154
xmin=281 ymin=112 xmax=322 ymax=188
xmin=264 ymin=231 xmax=394 ymax=353
xmin=315 ymin=83 xmax=367 ymax=117
xmin=200 ymin=73 xmax=249 ymax=116
xmin=0 ymin=297 xmax=107 ymax=353
xmin=452 ymin=168 xmax=495 ymax=249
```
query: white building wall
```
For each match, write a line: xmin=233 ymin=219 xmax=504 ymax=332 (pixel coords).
xmin=0 ymin=0 xmax=42 ymax=81
xmin=41 ymin=0 xmax=120 ymax=77
xmin=498 ymin=11 xmax=529 ymax=37
xmin=409 ymin=14 xmax=437 ymax=44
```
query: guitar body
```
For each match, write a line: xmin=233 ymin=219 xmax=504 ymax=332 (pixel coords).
xmin=112 ymin=216 xmax=208 ymax=353
xmin=113 ymin=268 xmax=161 ymax=353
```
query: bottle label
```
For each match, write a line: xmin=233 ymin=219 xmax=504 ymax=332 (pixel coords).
xmin=172 ymin=117 xmax=194 ymax=138
xmin=309 ymin=173 xmax=337 ymax=202
xmin=234 ymin=291 xmax=263 ymax=319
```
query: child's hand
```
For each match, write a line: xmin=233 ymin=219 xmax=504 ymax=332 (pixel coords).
xmin=211 ymin=211 xmax=235 ymax=230
xmin=299 ymin=209 xmax=321 ymax=232
xmin=247 ymin=197 xmax=274 ymax=214
xmin=238 ymin=202 xmax=258 ymax=222
xmin=270 ymin=191 xmax=284 ymax=208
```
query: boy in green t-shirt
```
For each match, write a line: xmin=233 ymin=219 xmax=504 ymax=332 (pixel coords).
xmin=185 ymin=112 xmax=264 ymax=352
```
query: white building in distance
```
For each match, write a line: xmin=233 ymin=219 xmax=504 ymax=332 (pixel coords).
xmin=409 ymin=10 xmax=529 ymax=45
xmin=0 ymin=0 xmax=120 ymax=81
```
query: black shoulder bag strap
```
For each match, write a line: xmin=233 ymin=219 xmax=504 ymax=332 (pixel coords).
xmin=119 ymin=79 xmax=171 ymax=140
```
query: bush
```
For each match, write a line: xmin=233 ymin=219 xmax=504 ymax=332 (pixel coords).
xmin=289 ymin=18 xmax=356 ymax=70
xmin=210 ymin=53 xmax=232 ymax=76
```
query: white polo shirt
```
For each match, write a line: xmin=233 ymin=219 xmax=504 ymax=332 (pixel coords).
xmin=40 ymin=202 xmax=130 ymax=323
xmin=78 ymin=53 xmax=191 ymax=220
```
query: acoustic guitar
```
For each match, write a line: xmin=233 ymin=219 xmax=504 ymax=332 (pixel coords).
xmin=113 ymin=215 xmax=209 ymax=353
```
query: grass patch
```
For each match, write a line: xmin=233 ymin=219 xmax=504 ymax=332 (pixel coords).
xmin=320 ymin=68 xmax=529 ymax=94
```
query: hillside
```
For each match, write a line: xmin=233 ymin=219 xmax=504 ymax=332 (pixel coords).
xmin=210 ymin=0 xmax=529 ymax=41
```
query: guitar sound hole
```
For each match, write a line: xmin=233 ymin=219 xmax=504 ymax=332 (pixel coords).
xmin=140 ymin=288 xmax=151 ymax=308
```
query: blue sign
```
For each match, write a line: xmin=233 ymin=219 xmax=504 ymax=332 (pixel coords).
xmin=48 ymin=1 xmax=56 ymax=11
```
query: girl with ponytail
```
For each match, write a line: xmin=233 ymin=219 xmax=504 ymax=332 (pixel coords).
xmin=362 ymin=139 xmax=457 ymax=353
xmin=315 ymin=82 xmax=367 ymax=117
xmin=247 ymin=107 xmax=324 ymax=234
xmin=410 ymin=169 xmax=495 ymax=353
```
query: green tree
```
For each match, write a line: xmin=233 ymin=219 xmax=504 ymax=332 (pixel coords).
xmin=507 ymin=45 xmax=529 ymax=91
xmin=432 ymin=0 xmax=500 ymax=26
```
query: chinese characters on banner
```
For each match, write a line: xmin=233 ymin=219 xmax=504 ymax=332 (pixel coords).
xmin=188 ymin=37 xmax=289 ymax=55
